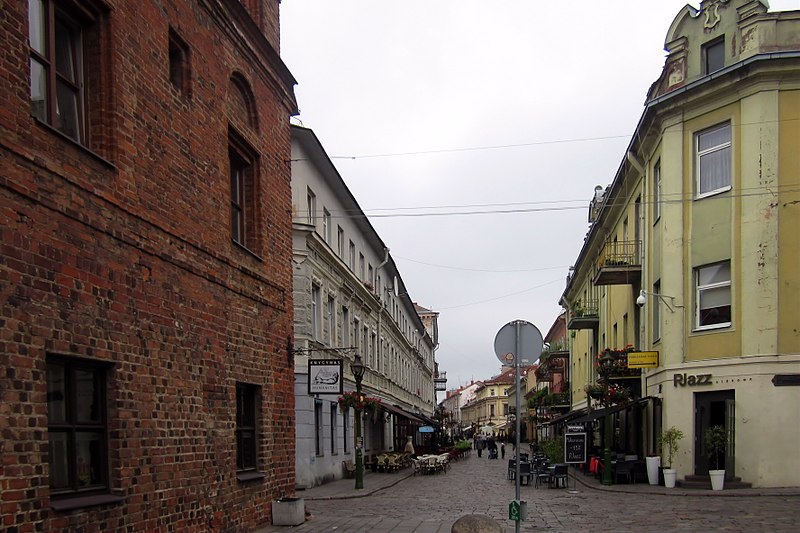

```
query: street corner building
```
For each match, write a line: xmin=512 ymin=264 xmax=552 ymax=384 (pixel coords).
xmin=1 ymin=1 xmax=298 ymax=531
xmin=555 ymin=0 xmax=800 ymax=489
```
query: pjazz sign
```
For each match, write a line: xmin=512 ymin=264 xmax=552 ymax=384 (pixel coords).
xmin=673 ymin=373 xmax=712 ymax=387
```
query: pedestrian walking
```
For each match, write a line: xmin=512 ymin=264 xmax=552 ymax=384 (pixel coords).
xmin=500 ymin=443 xmax=506 ymax=459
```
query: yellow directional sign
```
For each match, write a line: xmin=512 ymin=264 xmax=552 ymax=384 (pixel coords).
xmin=627 ymin=351 xmax=659 ymax=368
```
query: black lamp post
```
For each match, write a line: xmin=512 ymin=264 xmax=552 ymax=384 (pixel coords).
xmin=350 ymin=354 xmax=366 ymax=490
xmin=599 ymin=350 xmax=615 ymax=486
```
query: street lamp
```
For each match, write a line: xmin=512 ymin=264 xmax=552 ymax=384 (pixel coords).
xmin=350 ymin=354 xmax=366 ymax=490
xmin=599 ymin=349 xmax=615 ymax=486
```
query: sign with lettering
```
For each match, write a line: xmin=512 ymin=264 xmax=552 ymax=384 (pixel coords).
xmin=673 ymin=373 xmax=712 ymax=387
xmin=627 ymin=351 xmax=659 ymax=368
xmin=308 ymin=359 xmax=343 ymax=394
xmin=564 ymin=433 xmax=587 ymax=464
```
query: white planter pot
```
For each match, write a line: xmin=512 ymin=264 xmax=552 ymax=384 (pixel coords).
xmin=272 ymin=498 xmax=305 ymax=526
xmin=663 ymin=468 xmax=677 ymax=488
xmin=646 ymin=456 xmax=661 ymax=485
xmin=709 ymin=469 xmax=725 ymax=491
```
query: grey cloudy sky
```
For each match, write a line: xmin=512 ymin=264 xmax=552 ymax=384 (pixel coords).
xmin=280 ymin=1 xmax=800 ymax=392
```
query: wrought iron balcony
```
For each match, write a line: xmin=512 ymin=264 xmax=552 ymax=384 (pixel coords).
xmin=593 ymin=240 xmax=642 ymax=285
xmin=567 ymin=299 xmax=599 ymax=330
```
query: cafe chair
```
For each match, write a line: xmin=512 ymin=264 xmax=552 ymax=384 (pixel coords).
xmin=518 ymin=461 xmax=532 ymax=486
xmin=507 ymin=459 xmax=516 ymax=480
xmin=550 ymin=464 xmax=569 ymax=489
xmin=614 ymin=461 xmax=634 ymax=484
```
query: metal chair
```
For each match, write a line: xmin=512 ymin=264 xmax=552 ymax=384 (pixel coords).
xmin=507 ymin=459 xmax=516 ymax=480
xmin=614 ymin=460 xmax=634 ymax=484
xmin=550 ymin=464 xmax=569 ymax=488
xmin=518 ymin=461 xmax=532 ymax=486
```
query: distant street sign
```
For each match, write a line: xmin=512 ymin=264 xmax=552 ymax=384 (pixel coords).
xmin=494 ymin=320 xmax=543 ymax=366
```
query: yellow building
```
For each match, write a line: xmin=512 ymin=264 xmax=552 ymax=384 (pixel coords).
xmin=560 ymin=0 xmax=800 ymax=488
xmin=461 ymin=368 xmax=515 ymax=437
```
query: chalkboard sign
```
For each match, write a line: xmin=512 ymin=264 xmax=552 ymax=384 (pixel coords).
xmin=564 ymin=433 xmax=587 ymax=464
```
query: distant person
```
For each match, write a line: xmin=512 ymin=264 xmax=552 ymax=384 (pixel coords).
xmin=500 ymin=443 xmax=506 ymax=459
xmin=404 ymin=436 xmax=415 ymax=456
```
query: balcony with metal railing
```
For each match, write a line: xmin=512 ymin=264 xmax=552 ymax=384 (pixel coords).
xmin=593 ymin=240 xmax=642 ymax=285
xmin=567 ymin=299 xmax=599 ymax=330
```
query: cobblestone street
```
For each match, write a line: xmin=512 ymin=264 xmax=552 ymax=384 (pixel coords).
xmin=256 ymin=452 xmax=800 ymax=533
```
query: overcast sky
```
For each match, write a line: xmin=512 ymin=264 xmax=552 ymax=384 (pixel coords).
xmin=280 ymin=1 xmax=800 ymax=393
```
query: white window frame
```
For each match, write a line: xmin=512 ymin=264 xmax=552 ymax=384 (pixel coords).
xmin=306 ymin=187 xmax=316 ymax=225
xmin=323 ymin=208 xmax=331 ymax=244
xmin=311 ymin=283 xmax=321 ymax=340
xmin=327 ymin=295 xmax=335 ymax=344
xmin=694 ymin=260 xmax=732 ymax=331
xmin=653 ymin=159 xmax=662 ymax=222
xmin=652 ymin=280 xmax=662 ymax=343
xmin=695 ymin=123 xmax=732 ymax=199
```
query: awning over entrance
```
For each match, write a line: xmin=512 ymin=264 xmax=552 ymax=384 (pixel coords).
xmin=382 ymin=403 xmax=425 ymax=424
xmin=546 ymin=408 xmax=588 ymax=426
xmin=571 ymin=396 xmax=656 ymax=424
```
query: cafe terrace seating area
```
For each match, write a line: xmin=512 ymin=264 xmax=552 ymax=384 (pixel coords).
xmin=350 ymin=445 xmax=471 ymax=478
xmin=507 ymin=452 xmax=572 ymax=489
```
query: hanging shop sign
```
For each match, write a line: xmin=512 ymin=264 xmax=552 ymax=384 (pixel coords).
xmin=673 ymin=373 xmax=712 ymax=387
xmin=308 ymin=359 xmax=343 ymax=394
xmin=627 ymin=351 xmax=659 ymax=368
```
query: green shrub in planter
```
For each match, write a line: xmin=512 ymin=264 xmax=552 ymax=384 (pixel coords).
xmin=704 ymin=425 xmax=727 ymax=470
xmin=657 ymin=426 xmax=684 ymax=469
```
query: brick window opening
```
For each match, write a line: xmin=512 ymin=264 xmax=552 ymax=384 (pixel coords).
xmin=168 ymin=28 xmax=190 ymax=95
xmin=47 ymin=356 xmax=108 ymax=496
xmin=229 ymin=130 xmax=259 ymax=252
xmin=29 ymin=0 xmax=88 ymax=143
xmin=236 ymin=383 xmax=258 ymax=472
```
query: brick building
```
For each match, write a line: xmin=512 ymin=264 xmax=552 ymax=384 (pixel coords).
xmin=1 ymin=0 xmax=297 ymax=531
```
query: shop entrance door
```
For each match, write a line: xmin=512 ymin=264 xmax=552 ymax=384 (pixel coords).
xmin=694 ymin=390 xmax=735 ymax=477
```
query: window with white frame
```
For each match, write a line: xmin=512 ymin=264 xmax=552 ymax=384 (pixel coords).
xmin=327 ymin=295 xmax=335 ymax=344
xmin=323 ymin=208 xmax=331 ymax=244
xmin=329 ymin=403 xmax=337 ymax=454
xmin=306 ymin=188 xmax=316 ymax=225
xmin=342 ymin=306 xmax=350 ymax=346
xmin=349 ymin=241 xmax=355 ymax=270
xmin=653 ymin=159 xmax=662 ymax=221
xmin=696 ymin=123 xmax=731 ymax=197
xmin=337 ymin=226 xmax=344 ymax=257
xmin=314 ymin=399 xmax=323 ymax=456
xmin=342 ymin=406 xmax=349 ymax=454
xmin=311 ymin=284 xmax=321 ymax=340
xmin=653 ymin=280 xmax=662 ymax=342
xmin=695 ymin=261 xmax=731 ymax=329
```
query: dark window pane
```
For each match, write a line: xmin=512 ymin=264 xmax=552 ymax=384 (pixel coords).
xmin=48 ymin=431 xmax=70 ymax=489
xmin=55 ymin=80 xmax=81 ymax=141
xmin=54 ymin=17 xmax=79 ymax=82
xmin=705 ymin=40 xmax=724 ymax=73
xmin=30 ymin=58 xmax=48 ymax=121
xmin=75 ymin=368 xmax=100 ymax=423
xmin=47 ymin=363 xmax=66 ymax=422
xmin=28 ymin=0 xmax=46 ymax=53
xmin=75 ymin=432 xmax=104 ymax=487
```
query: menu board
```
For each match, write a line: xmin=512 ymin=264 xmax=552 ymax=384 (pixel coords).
xmin=564 ymin=433 xmax=587 ymax=464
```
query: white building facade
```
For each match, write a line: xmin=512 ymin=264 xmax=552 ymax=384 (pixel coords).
xmin=291 ymin=126 xmax=437 ymax=488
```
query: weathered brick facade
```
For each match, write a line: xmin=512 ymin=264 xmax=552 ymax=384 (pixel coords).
xmin=0 ymin=1 xmax=297 ymax=531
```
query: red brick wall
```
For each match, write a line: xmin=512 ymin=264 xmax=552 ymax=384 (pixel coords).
xmin=0 ymin=0 xmax=296 ymax=531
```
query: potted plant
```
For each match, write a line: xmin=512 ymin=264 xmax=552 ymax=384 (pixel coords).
xmin=645 ymin=453 xmax=661 ymax=486
xmin=658 ymin=426 xmax=684 ymax=488
xmin=704 ymin=425 xmax=728 ymax=491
